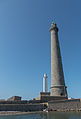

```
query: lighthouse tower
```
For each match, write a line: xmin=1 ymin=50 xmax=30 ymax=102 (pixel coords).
xmin=43 ymin=73 xmax=48 ymax=92
xmin=50 ymin=22 xmax=67 ymax=97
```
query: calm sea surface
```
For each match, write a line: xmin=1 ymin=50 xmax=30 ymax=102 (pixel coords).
xmin=0 ymin=112 xmax=81 ymax=119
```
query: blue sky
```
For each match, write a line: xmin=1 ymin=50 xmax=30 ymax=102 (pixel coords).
xmin=0 ymin=0 xmax=81 ymax=100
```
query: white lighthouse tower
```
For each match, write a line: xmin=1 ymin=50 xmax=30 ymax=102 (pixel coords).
xmin=43 ymin=73 xmax=48 ymax=92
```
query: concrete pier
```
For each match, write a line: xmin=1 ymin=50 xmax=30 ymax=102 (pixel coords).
xmin=50 ymin=22 xmax=67 ymax=97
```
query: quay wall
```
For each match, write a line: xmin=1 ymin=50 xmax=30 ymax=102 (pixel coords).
xmin=0 ymin=99 xmax=81 ymax=112
xmin=0 ymin=104 xmax=46 ymax=112
xmin=48 ymin=99 xmax=81 ymax=111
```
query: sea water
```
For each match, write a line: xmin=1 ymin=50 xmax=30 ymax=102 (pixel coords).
xmin=0 ymin=112 xmax=81 ymax=119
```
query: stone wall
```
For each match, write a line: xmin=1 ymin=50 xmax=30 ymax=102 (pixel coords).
xmin=0 ymin=100 xmax=27 ymax=104
xmin=0 ymin=104 xmax=46 ymax=111
xmin=48 ymin=99 xmax=81 ymax=111
xmin=40 ymin=96 xmax=67 ymax=102
xmin=0 ymin=99 xmax=81 ymax=112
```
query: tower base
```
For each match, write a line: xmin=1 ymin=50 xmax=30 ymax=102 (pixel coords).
xmin=50 ymin=85 xmax=67 ymax=97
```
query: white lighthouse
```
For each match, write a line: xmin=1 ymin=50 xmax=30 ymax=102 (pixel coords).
xmin=43 ymin=73 xmax=48 ymax=92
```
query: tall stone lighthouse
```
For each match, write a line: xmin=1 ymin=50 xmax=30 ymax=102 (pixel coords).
xmin=50 ymin=22 xmax=67 ymax=97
